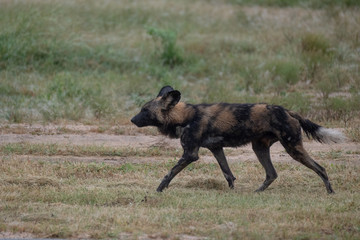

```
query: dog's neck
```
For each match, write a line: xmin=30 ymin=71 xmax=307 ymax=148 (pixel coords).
xmin=158 ymin=102 xmax=196 ymax=138
xmin=166 ymin=102 xmax=196 ymax=126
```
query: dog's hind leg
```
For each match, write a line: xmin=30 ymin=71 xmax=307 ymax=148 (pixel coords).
xmin=252 ymin=139 xmax=278 ymax=192
xmin=209 ymin=147 xmax=236 ymax=189
xmin=281 ymin=140 xmax=334 ymax=194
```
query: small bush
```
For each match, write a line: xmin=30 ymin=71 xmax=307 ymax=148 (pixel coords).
xmin=3 ymin=98 xmax=26 ymax=123
xmin=301 ymin=33 xmax=332 ymax=55
xmin=326 ymin=95 xmax=360 ymax=125
xmin=271 ymin=92 xmax=311 ymax=116
xmin=238 ymin=41 xmax=256 ymax=54
xmin=147 ymin=27 xmax=184 ymax=67
xmin=301 ymin=33 xmax=334 ymax=82
xmin=265 ymin=60 xmax=301 ymax=91
xmin=316 ymin=77 xmax=338 ymax=100
xmin=346 ymin=126 xmax=360 ymax=143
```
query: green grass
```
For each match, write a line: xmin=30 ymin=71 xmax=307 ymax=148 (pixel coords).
xmin=0 ymin=157 xmax=359 ymax=239
xmin=0 ymin=0 xmax=359 ymax=124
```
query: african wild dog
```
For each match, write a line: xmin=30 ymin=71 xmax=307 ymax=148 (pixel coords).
xmin=131 ymin=86 xmax=346 ymax=193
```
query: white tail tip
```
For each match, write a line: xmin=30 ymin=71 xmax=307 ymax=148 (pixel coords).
xmin=317 ymin=127 xmax=347 ymax=144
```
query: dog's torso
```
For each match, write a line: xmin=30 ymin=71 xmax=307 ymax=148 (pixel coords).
xmin=163 ymin=102 xmax=301 ymax=150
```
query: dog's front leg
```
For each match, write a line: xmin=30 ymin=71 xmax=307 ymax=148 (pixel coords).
xmin=157 ymin=149 xmax=199 ymax=192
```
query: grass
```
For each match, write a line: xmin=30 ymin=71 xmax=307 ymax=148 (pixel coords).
xmin=0 ymin=156 xmax=359 ymax=239
xmin=0 ymin=0 xmax=359 ymax=239
xmin=0 ymin=0 xmax=359 ymax=124
xmin=147 ymin=27 xmax=184 ymax=67
xmin=0 ymin=142 xmax=180 ymax=158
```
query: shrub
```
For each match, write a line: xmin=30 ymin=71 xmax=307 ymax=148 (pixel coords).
xmin=316 ymin=77 xmax=338 ymax=100
xmin=3 ymin=98 xmax=26 ymax=123
xmin=265 ymin=60 xmax=301 ymax=92
xmin=147 ymin=27 xmax=184 ymax=67
xmin=301 ymin=33 xmax=334 ymax=82
xmin=326 ymin=95 xmax=360 ymax=126
xmin=271 ymin=92 xmax=311 ymax=116
xmin=301 ymin=33 xmax=332 ymax=55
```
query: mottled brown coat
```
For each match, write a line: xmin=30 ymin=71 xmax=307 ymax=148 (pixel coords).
xmin=132 ymin=86 xmax=345 ymax=193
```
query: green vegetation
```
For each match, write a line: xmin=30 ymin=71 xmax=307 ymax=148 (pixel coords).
xmin=147 ymin=27 xmax=184 ymax=67
xmin=0 ymin=0 xmax=359 ymax=126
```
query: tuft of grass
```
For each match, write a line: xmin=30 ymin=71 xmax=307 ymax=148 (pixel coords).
xmin=325 ymin=97 xmax=360 ymax=126
xmin=346 ymin=125 xmax=360 ymax=143
xmin=3 ymin=99 xmax=26 ymax=123
xmin=301 ymin=33 xmax=332 ymax=55
xmin=265 ymin=60 xmax=301 ymax=92
xmin=147 ymin=27 xmax=184 ymax=67
xmin=300 ymin=33 xmax=334 ymax=82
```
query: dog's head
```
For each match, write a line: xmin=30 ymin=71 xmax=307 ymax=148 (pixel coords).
xmin=131 ymin=86 xmax=181 ymax=127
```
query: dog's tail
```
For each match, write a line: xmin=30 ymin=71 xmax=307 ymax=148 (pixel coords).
xmin=288 ymin=111 xmax=346 ymax=144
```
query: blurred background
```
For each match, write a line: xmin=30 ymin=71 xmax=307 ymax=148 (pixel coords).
xmin=1 ymin=0 xmax=359 ymax=129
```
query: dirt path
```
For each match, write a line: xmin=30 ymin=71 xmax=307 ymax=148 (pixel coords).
xmin=1 ymin=124 xmax=359 ymax=166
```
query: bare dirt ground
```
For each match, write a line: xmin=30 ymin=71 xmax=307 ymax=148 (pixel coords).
xmin=1 ymin=123 xmax=359 ymax=166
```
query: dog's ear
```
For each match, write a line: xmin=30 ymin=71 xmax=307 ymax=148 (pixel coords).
xmin=161 ymin=90 xmax=181 ymax=110
xmin=157 ymin=86 xmax=174 ymax=97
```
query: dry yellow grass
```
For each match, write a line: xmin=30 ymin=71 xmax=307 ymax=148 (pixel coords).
xmin=1 ymin=153 xmax=359 ymax=239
